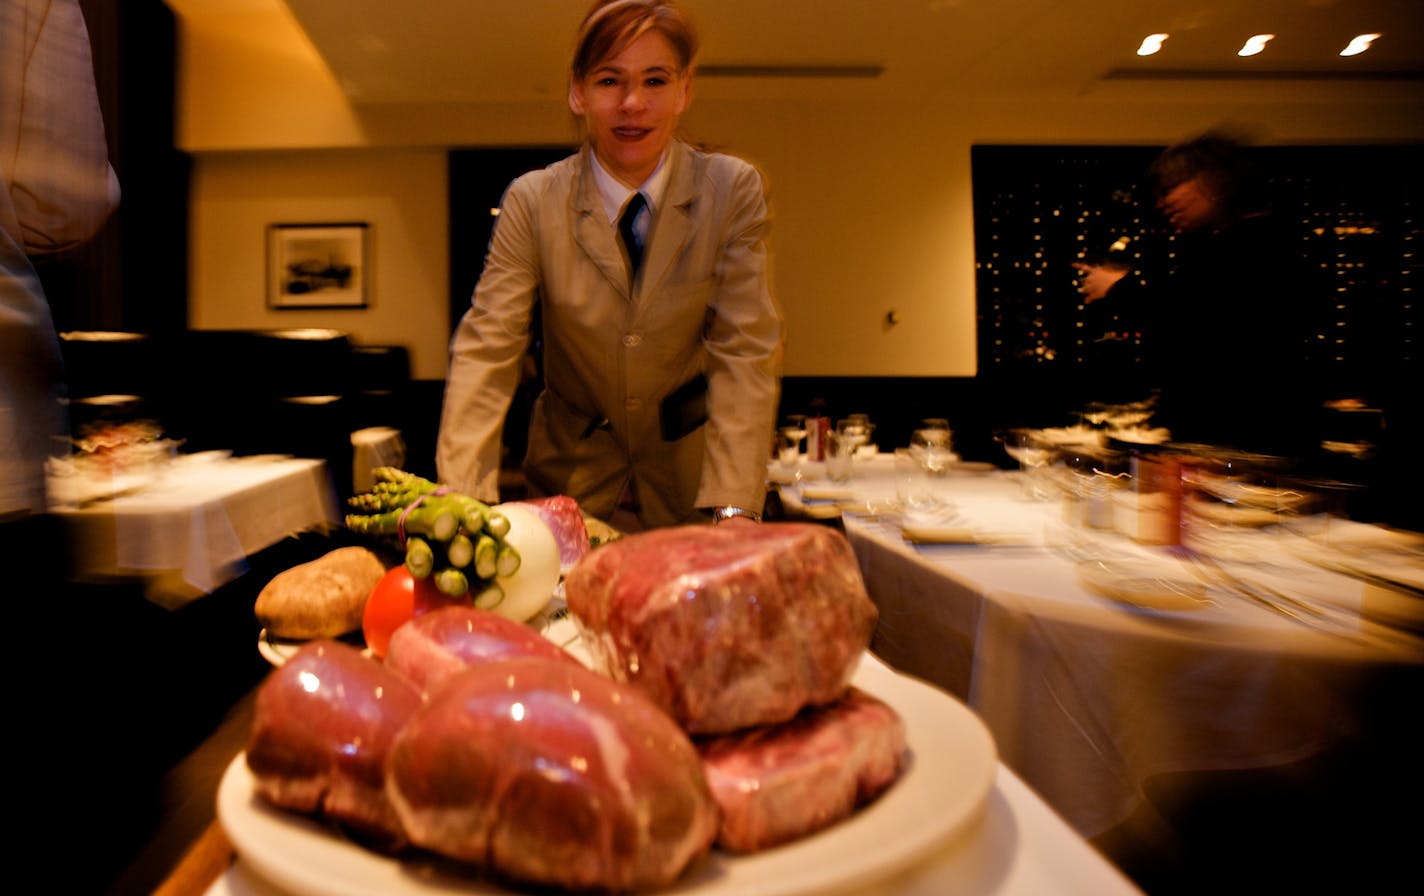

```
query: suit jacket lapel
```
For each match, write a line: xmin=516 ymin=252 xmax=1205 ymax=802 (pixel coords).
xmin=569 ymin=147 xmax=632 ymax=297
xmin=638 ymin=141 xmax=698 ymax=305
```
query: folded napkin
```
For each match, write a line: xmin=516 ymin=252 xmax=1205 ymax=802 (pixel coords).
xmin=900 ymin=525 xmax=1028 ymax=545
xmin=948 ymin=461 xmax=998 ymax=473
xmin=800 ymin=485 xmax=856 ymax=501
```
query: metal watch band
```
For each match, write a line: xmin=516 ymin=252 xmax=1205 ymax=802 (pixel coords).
xmin=712 ymin=505 xmax=761 ymax=524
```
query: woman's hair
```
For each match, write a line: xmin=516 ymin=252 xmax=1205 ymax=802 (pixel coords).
xmin=571 ymin=0 xmax=699 ymax=81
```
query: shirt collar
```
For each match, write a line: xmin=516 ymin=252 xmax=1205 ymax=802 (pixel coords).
xmin=589 ymin=149 xmax=671 ymax=223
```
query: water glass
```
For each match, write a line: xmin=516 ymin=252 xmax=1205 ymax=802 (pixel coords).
xmin=895 ymin=447 xmax=941 ymax=515
xmin=775 ymin=429 xmax=801 ymax=466
xmin=826 ymin=431 xmax=856 ymax=482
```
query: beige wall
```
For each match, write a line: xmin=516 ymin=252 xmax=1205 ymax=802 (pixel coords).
xmin=173 ymin=3 xmax=1424 ymax=381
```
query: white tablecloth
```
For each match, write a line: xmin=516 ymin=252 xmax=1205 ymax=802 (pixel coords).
xmin=776 ymin=454 xmax=1423 ymax=841
xmin=350 ymin=426 xmax=405 ymax=493
xmin=53 ymin=453 xmax=339 ymax=607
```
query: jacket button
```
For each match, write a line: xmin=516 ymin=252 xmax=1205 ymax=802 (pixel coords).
xmin=622 ymin=333 xmax=642 ymax=347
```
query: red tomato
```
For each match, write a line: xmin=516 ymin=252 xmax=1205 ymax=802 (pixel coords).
xmin=362 ymin=566 xmax=460 ymax=659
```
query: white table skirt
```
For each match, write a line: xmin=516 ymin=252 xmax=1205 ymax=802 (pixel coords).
xmin=777 ymin=454 xmax=1423 ymax=840
xmin=350 ymin=426 xmax=406 ymax=493
xmin=53 ymin=454 xmax=339 ymax=607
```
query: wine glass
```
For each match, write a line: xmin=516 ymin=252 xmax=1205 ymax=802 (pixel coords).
xmin=836 ymin=415 xmax=871 ymax=453
xmin=775 ymin=418 xmax=807 ymax=481
xmin=786 ymin=415 xmax=808 ymax=447
xmin=994 ymin=427 xmax=1056 ymax=499
xmin=910 ymin=425 xmax=953 ymax=474
xmin=1082 ymin=402 xmax=1112 ymax=428
xmin=780 ymin=415 xmax=808 ymax=456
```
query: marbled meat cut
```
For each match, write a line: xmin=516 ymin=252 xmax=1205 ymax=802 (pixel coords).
xmin=384 ymin=604 xmax=578 ymax=696
xmin=564 ymin=521 xmax=878 ymax=734
xmin=514 ymin=494 xmax=589 ymax=572
xmin=386 ymin=656 xmax=719 ymax=892
xmin=245 ymin=640 xmax=424 ymax=850
xmin=698 ymin=686 xmax=907 ymax=852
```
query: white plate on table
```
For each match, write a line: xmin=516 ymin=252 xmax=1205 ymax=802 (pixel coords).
xmin=902 ymin=524 xmax=1028 ymax=546
xmin=47 ymin=470 xmax=157 ymax=506
xmin=1077 ymin=558 xmax=1215 ymax=612
xmin=218 ymin=654 xmax=997 ymax=896
xmin=183 ymin=449 xmax=233 ymax=464
xmin=258 ymin=628 xmax=369 ymax=667
xmin=1285 ymin=528 xmax=1424 ymax=629
xmin=946 ymin=460 xmax=999 ymax=474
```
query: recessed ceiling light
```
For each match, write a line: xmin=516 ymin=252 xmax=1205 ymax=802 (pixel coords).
xmin=1238 ymin=34 xmax=1275 ymax=57
xmin=1341 ymin=33 xmax=1382 ymax=57
xmin=1137 ymin=33 xmax=1169 ymax=56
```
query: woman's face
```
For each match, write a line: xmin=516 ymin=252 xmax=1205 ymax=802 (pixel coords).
xmin=569 ymin=29 xmax=692 ymax=188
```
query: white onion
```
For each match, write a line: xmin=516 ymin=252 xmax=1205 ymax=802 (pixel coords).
xmin=490 ymin=503 xmax=561 ymax=622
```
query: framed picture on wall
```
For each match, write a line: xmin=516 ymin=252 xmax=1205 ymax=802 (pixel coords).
xmin=267 ymin=222 xmax=369 ymax=309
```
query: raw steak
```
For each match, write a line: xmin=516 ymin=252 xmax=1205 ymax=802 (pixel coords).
xmin=386 ymin=656 xmax=718 ymax=892
xmin=698 ymin=686 xmax=907 ymax=852
xmin=384 ymin=604 xmax=578 ymax=696
xmin=245 ymin=640 xmax=424 ymax=850
xmin=564 ymin=522 xmax=878 ymax=734
xmin=514 ymin=494 xmax=590 ymax=572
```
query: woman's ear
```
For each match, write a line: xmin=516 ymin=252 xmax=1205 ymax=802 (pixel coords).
xmin=568 ymin=78 xmax=586 ymax=116
xmin=675 ymin=70 xmax=693 ymax=115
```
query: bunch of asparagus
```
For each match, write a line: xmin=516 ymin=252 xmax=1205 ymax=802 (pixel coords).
xmin=345 ymin=467 xmax=520 ymax=607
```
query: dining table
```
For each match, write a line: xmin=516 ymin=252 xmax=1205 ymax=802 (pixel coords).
xmin=773 ymin=449 xmax=1424 ymax=886
xmin=49 ymin=450 xmax=340 ymax=608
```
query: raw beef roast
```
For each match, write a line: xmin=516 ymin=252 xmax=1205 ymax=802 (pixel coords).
xmin=514 ymin=494 xmax=590 ymax=572
xmin=384 ymin=604 xmax=578 ymax=696
xmin=564 ymin=522 xmax=878 ymax=734
xmin=698 ymin=686 xmax=907 ymax=852
xmin=245 ymin=640 xmax=424 ymax=850
xmin=386 ymin=656 xmax=719 ymax=892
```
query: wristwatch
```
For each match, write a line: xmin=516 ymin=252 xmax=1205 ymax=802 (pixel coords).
xmin=712 ymin=505 xmax=761 ymax=524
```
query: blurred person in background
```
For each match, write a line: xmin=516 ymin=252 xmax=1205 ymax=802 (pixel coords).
xmin=1 ymin=0 xmax=120 ymax=564
xmin=1069 ymin=234 xmax=1156 ymax=407
xmin=437 ymin=0 xmax=782 ymax=530
xmin=1072 ymin=129 xmax=1321 ymax=459
xmin=3 ymin=0 xmax=120 ymax=872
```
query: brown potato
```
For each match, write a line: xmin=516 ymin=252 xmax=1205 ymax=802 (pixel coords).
xmin=255 ymin=546 xmax=389 ymax=639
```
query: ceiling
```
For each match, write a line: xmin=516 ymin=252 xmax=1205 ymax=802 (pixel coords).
xmin=265 ymin=0 xmax=1423 ymax=105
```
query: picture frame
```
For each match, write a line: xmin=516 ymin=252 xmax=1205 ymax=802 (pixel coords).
xmin=267 ymin=222 xmax=369 ymax=309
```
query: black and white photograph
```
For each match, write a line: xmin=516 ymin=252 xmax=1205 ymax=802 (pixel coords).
xmin=267 ymin=223 xmax=368 ymax=309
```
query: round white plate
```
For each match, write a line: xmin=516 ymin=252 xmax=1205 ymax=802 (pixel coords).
xmin=218 ymin=655 xmax=996 ymax=896
xmin=258 ymin=629 xmax=370 ymax=667
xmin=257 ymin=629 xmax=305 ymax=667
xmin=1078 ymin=558 xmax=1214 ymax=611
xmin=183 ymin=449 xmax=233 ymax=464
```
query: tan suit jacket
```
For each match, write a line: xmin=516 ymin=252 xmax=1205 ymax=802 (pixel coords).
xmin=437 ymin=141 xmax=782 ymax=528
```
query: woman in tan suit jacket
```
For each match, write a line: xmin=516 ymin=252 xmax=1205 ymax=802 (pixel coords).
xmin=437 ymin=0 xmax=782 ymax=529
